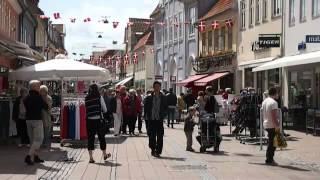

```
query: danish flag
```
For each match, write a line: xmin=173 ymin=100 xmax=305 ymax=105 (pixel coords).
xmin=212 ymin=21 xmax=219 ymax=30
xmin=225 ymin=19 xmax=233 ymax=28
xmin=107 ymin=56 xmax=112 ymax=65
xmin=133 ymin=53 xmax=138 ymax=64
xmin=84 ymin=17 xmax=91 ymax=22
xmin=198 ymin=21 xmax=206 ymax=32
xmin=124 ymin=54 xmax=130 ymax=64
xmin=113 ymin=22 xmax=119 ymax=28
xmin=70 ymin=18 xmax=76 ymax=23
xmin=53 ymin=13 xmax=60 ymax=19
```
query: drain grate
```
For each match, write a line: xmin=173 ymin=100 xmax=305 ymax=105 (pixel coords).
xmin=170 ymin=165 xmax=207 ymax=171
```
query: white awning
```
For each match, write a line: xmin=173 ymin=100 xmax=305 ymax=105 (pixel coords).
xmin=115 ymin=76 xmax=133 ymax=86
xmin=253 ymin=51 xmax=320 ymax=72
xmin=238 ymin=57 xmax=275 ymax=70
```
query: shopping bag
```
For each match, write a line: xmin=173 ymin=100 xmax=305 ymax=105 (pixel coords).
xmin=273 ymin=131 xmax=287 ymax=149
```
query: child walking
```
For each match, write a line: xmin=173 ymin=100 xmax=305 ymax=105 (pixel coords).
xmin=184 ymin=106 xmax=198 ymax=152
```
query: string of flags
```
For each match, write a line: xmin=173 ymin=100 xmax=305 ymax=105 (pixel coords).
xmin=37 ymin=13 xmax=234 ymax=30
xmin=90 ymin=48 xmax=155 ymax=68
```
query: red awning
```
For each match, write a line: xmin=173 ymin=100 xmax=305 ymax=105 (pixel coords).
xmin=194 ymin=72 xmax=230 ymax=86
xmin=176 ymin=74 xmax=208 ymax=87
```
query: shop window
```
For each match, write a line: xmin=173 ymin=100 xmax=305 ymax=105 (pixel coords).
xmin=257 ymin=71 xmax=265 ymax=95
xmin=174 ymin=15 xmax=178 ymax=39
xmin=268 ymin=69 xmax=280 ymax=88
xmin=179 ymin=12 xmax=183 ymax=38
xmin=289 ymin=70 xmax=313 ymax=108
xmin=245 ymin=68 xmax=254 ymax=88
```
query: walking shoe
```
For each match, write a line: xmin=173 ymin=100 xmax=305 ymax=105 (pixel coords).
xmin=154 ymin=153 xmax=160 ymax=158
xmin=265 ymin=160 xmax=278 ymax=166
xmin=89 ymin=159 xmax=95 ymax=163
xmin=24 ymin=155 xmax=34 ymax=165
xmin=151 ymin=151 xmax=156 ymax=157
xmin=186 ymin=148 xmax=195 ymax=152
xmin=34 ymin=156 xmax=45 ymax=163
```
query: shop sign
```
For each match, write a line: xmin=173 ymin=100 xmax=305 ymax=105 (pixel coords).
xmin=306 ymin=35 xmax=320 ymax=43
xmin=155 ymin=75 xmax=163 ymax=80
xmin=258 ymin=35 xmax=280 ymax=48
xmin=170 ymin=76 xmax=176 ymax=82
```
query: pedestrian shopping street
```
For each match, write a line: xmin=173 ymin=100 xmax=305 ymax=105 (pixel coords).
xmin=0 ymin=124 xmax=319 ymax=180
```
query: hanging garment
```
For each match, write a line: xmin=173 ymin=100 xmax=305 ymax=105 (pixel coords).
xmin=68 ymin=104 xmax=76 ymax=139
xmin=80 ymin=103 xmax=87 ymax=140
xmin=75 ymin=103 xmax=80 ymax=140
xmin=60 ymin=105 xmax=69 ymax=139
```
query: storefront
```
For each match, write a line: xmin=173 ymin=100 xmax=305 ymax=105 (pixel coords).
xmin=253 ymin=51 xmax=320 ymax=130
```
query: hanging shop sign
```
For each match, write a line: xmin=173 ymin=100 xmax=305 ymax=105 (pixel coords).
xmin=258 ymin=35 xmax=280 ymax=48
xmin=170 ymin=76 xmax=176 ymax=82
xmin=306 ymin=35 xmax=320 ymax=43
xmin=155 ymin=75 xmax=163 ymax=80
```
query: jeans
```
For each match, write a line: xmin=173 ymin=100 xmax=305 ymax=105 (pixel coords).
xmin=43 ymin=125 xmax=52 ymax=146
xmin=266 ymin=128 xmax=276 ymax=163
xmin=26 ymin=120 xmax=44 ymax=155
xmin=185 ymin=131 xmax=193 ymax=150
xmin=148 ymin=120 xmax=164 ymax=154
xmin=86 ymin=119 xmax=106 ymax=151
xmin=167 ymin=107 xmax=175 ymax=127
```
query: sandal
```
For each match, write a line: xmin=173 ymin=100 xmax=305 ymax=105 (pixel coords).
xmin=103 ymin=153 xmax=111 ymax=160
xmin=89 ymin=159 xmax=95 ymax=163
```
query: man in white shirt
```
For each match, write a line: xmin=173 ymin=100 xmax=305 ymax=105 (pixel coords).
xmin=261 ymin=87 xmax=280 ymax=165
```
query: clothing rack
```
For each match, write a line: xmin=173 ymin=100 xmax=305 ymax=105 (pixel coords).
xmin=60 ymin=97 xmax=87 ymax=147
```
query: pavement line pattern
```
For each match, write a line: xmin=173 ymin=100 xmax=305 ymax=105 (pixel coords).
xmin=38 ymin=147 xmax=84 ymax=180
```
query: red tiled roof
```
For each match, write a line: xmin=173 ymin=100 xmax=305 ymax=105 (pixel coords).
xmin=134 ymin=32 xmax=153 ymax=51
xmin=200 ymin=0 xmax=233 ymax=21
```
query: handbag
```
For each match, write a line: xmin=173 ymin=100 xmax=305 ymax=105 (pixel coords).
xmin=273 ymin=131 xmax=287 ymax=149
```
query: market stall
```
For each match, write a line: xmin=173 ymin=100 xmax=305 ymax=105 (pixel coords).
xmin=9 ymin=57 xmax=110 ymax=145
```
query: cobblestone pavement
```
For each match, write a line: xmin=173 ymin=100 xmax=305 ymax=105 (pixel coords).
xmin=0 ymin=124 xmax=319 ymax=180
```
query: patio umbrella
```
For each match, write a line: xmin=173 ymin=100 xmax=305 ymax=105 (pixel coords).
xmin=9 ymin=58 xmax=110 ymax=81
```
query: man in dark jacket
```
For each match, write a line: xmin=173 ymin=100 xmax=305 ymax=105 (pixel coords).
xmin=166 ymin=88 xmax=177 ymax=128
xmin=24 ymin=80 xmax=49 ymax=165
xmin=184 ymin=89 xmax=195 ymax=111
xmin=144 ymin=81 xmax=168 ymax=158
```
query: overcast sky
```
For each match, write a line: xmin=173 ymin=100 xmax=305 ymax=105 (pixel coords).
xmin=39 ymin=0 xmax=158 ymax=59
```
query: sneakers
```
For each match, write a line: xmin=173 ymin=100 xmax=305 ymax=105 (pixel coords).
xmin=34 ymin=156 xmax=45 ymax=163
xmin=24 ymin=155 xmax=34 ymax=165
xmin=186 ymin=148 xmax=195 ymax=152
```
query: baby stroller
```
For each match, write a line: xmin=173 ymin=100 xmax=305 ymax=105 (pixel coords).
xmin=196 ymin=113 xmax=222 ymax=153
